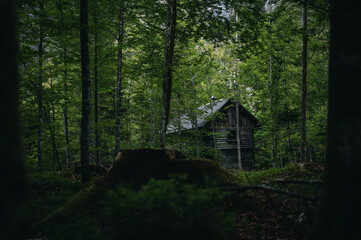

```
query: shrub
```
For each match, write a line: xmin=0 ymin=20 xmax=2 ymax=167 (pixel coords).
xmin=102 ymin=176 xmax=236 ymax=240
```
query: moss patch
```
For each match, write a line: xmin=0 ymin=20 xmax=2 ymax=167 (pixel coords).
xmin=170 ymin=158 xmax=241 ymax=187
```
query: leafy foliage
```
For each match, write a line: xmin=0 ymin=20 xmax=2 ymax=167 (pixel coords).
xmin=231 ymin=163 xmax=300 ymax=185
xmin=102 ymin=176 xmax=235 ymax=240
xmin=17 ymin=0 xmax=329 ymax=169
xmin=39 ymin=176 xmax=235 ymax=240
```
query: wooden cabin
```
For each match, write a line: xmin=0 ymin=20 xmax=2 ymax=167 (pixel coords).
xmin=168 ymin=99 xmax=259 ymax=170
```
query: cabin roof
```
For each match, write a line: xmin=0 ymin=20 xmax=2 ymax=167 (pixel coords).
xmin=168 ymin=99 xmax=258 ymax=133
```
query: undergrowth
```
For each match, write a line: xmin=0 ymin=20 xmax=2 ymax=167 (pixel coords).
xmin=230 ymin=164 xmax=300 ymax=185
xmin=38 ymin=175 xmax=236 ymax=240
xmin=101 ymin=175 xmax=236 ymax=240
xmin=27 ymin=171 xmax=90 ymax=224
xmin=27 ymin=161 xmax=324 ymax=240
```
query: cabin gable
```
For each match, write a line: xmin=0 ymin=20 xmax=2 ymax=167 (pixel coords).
xmin=168 ymin=99 xmax=258 ymax=170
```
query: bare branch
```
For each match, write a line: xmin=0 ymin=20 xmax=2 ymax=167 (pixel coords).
xmin=221 ymin=185 xmax=317 ymax=203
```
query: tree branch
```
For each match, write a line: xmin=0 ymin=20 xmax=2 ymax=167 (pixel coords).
xmin=268 ymin=179 xmax=322 ymax=185
xmin=221 ymin=185 xmax=317 ymax=203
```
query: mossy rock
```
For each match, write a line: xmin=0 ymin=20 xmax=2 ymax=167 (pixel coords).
xmin=100 ymin=151 xmax=239 ymax=188
xmin=33 ymin=149 xmax=239 ymax=232
xmin=170 ymin=158 xmax=241 ymax=187
xmin=98 ymin=149 xmax=180 ymax=188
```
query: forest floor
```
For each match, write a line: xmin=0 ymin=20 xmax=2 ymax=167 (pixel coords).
xmin=229 ymin=163 xmax=323 ymax=239
xmin=27 ymin=160 xmax=323 ymax=240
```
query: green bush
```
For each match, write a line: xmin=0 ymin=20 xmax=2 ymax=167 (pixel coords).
xmin=230 ymin=164 xmax=299 ymax=185
xmin=28 ymin=171 xmax=90 ymax=223
xmin=102 ymin=176 xmax=236 ymax=240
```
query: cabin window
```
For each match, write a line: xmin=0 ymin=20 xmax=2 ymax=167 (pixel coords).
xmin=228 ymin=130 xmax=236 ymax=139
xmin=227 ymin=130 xmax=240 ymax=144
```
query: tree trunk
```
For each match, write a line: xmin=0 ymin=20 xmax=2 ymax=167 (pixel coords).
xmin=50 ymin=74 xmax=62 ymax=172
xmin=287 ymin=124 xmax=293 ymax=163
xmin=272 ymin=133 xmax=278 ymax=167
xmin=37 ymin=2 xmax=44 ymax=171
xmin=44 ymin=64 xmax=63 ymax=171
xmin=309 ymin=1 xmax=361 ymax=238
xmin=62 ymin=46 xmax=71 ymax=168
xmin=80 ymin=0 xmax=91 ymax=182
xmin=0 ymin=2 xmax=27 ymax=238
xmin=300 ymin=0 xmax=308 ymax=163
xmin=235 ymin=12 xmax=242 ymax=170
xmin=63 ymin=47 xmax=71 ymax=168
xmin=270 ymin=54 xmax=278 ymax=168
xmin=160 ymin=0 xmax=177 ymax=149
xmin=284 ymin=56 xmax=293 ymax=164
xmin=149 ymin=87 xmax=155 ymax=148
xmin=191 ymin=75 xmax=199 ymax=158
xmin=94 ymin=9 xmax=100 ymax=164
xmin=206 ymin=76 xmax=218 ymax=161
xmin=115 ymin=2 xmax=124 ymax=155
xmin=126 ymin=81 xmax=132 ymax=148
xmin=59 ymin=0 xmax=71 ymax=168
xmin=211 ymin=98 xmax=218 ymax=161
xmin=45 ymin=110 xmax=62 ymax=172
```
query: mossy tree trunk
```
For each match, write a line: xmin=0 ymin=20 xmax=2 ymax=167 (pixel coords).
xmin=309 ymin=1 xmax=361 ymax=239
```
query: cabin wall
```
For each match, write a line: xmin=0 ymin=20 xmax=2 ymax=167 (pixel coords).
xmin=213 ymin=106 xmax=256 ymax=170
xmin=214 ymin=127 xmax=255 ymax=170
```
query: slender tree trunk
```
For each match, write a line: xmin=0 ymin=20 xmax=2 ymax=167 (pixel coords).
xmin=47 ymin=67 xmax=63 ymax=171
xmin=160 ymin=0 xmax=177 ymax=149
xmin=177 ymin=99 xmax=182 ymax=151
xmin=206 ymin=76 xmax=217 ymax=161
xmin=48 ymin=118 xmax=62 ymax=172
xmin=235 ymin=99 xmax=242 ymax=170
xmin=94 ymin=9 xmax=100 ymax=164
xmin=280 ymin=150 xmax=283 ymax=168
xmin=300 ymin=0 xmax=308 ymax=163
xmin=235 ymin=12 xmax=242 ymax=170
xmin=63 ymin=47 xmax=71 ymax=168
xmin=80 ymin=0 xmax=91 ymax=182
xmin=150 ymin=87 xmax=155 ymax=148
xmin=269 ymin=14 xmax=275 ymax=167
xmin=272 ymin=133 xmax=278 ymax=167
xmin=310 ymin=1 xmax=361 ymax=238
xmin=191 ymin=75 xmax=199 ymax=158
xmin=39 ymin=101 xmax=63 ymax=172
xmin=126 ymin=81 xmax=132 ymax=148
xmin=269 ymin=16 xmax=278 ymax=168
xmin=308 ymin=144 xmax=313 ymax=162
xmin=283 ymin=55 xmax=293 ymax=164
xmin=37 ymin=2 xmax=44 ymax=171
xmin=140 ymin=111 xmax=146 ymax=148
xmin=210 ymin=97 xmax=218 ymax=161
xmin=0 ymin=2 xmax=27 ymax=238
xmin=59 ymin=1 xmax=71 ymax=168
xmin=270 ymin=54 xmax=277 ymax=168
xmin=115 ymin=3 xmax=124 ymax=154
xmin=287 ymin=124 xmax=293 ymax=163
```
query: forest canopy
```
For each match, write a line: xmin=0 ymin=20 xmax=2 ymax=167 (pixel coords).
xmin=17 ymin=0 xmax=329 ymax=170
